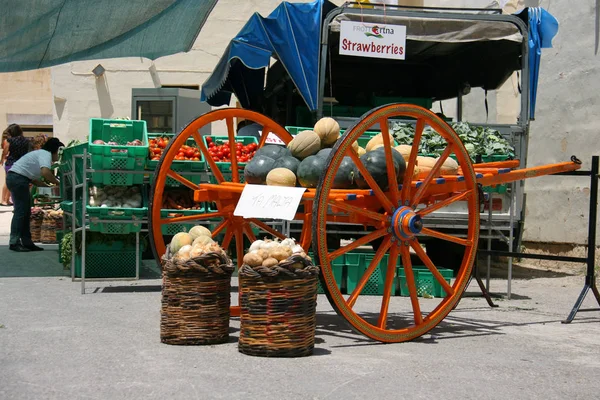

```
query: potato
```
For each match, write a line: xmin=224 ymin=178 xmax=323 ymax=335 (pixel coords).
xmin=262 ymin=257 xmax=279 ymax=268
xmin=243 ymin=252 xmax=263 ymax=267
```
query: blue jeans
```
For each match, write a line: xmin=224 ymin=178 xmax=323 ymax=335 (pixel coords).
xmin=6 ymin=172 xmax=33 ymax=246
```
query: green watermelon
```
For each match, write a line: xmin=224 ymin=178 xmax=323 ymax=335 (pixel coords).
xmin=244 ymin=155 xmax=276 ymax=184
xmin=333 ymin=157 xmax=355 ymax=189
xmin=273 ymin=156 xmax=301 ymax=175
xmin=297 ymin=155 xmax=327 ymax=188
xmin=255 ymin=144 xmax=291 ymax=160
xmin=316 ymin=148 xmax=333 ymax=158
xmin=355 ymin=147 xmax=406 ymax=190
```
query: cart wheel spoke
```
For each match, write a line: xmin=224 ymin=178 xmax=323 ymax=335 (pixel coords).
xmin=221 ymin=226 xmax=235 ymax=251
xmin=379 ymin=117 xmax=399 ymax=205
xmin=401 ymin=119 xmax=425 ymax=202
xmin=417 ymin=190 xmax=473 ymax=217
xmin=400 ymin=244 xmax=423 ymax=325
xmin=257 ymin=126 xmax=271 ymax=148
xmin=328 ymin=198 xmax=387 ymax=222
xmin=348 ymin=150 xmax=395 ymax=212
xmin=409 ymin=239 xmax=455 ymax=296
xmin=243 ymin=223 xmax=257 ymax=243
xmin=248 ymin=218 xmax=287 ymax=240
xmin=420 ymin=227 xmax=471 ymax=246
xmin=211 ymin=219 xmax=230 ymax=238
xmin=411 ymin=144 xmax=453 ymax=206
xmin=166 ymin=169 xmax=199 ymax=190
xmin=234 ymin=226 xmax=244 ymax=267
xmin=225 ymin=117 xmax=240 ymax=183
xmin=346 ymin=237 xmax=392 ymax=308
xmin=192 ymin=131 xmax=225 ymax=184
xmin=160 ymin=211 xmax=229 ymax=224
xmin=328 ymin=228 xmax=388 ymax=260
xmin=377 ymin=245 xmax=400 ymax=329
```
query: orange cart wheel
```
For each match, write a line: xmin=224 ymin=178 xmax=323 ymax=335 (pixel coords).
xmin=148 ymin=108 xmax=293 ymax=266
xmin=313 ymin=104 xmax=480 ymax=343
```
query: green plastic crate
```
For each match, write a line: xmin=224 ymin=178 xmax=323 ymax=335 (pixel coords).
xmin=86 ymin=187 xmax=147 ymax=234
xmin=60 ymin=200 xmax=83 ymax=225
xmin=160 ymin=208 xmax=209 ymax=235
xmin=88 ymin=119 xmax=148 ymax=186
xmin=145 ymin=134 xmax=208 ymax=185
xmin=309 ymin=252 xmax=344 ymax=294
xmin=347 ymin=252 xmax=397 ymax=295
xmin=74 ymin=240 xmax=142 ymax=278
xmin=398 ymin=266 xmax=453 ymax=298
xmin=58 ymin=143 xmax=88 ymax=190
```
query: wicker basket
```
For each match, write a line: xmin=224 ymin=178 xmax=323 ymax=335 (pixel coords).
xmin=161 ymin=250 xmax=235 ymax=345
xmin=238 ymin=255 xmax=319 ymax=358
xmin=40 ymin=214 xmax=58 ymax=244
xmin=30 ymin=214 xmax=44 ymax=243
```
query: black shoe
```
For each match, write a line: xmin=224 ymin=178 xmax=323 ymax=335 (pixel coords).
xmin=23 ymin=244 xmax=44 ymax=251
xmin=9 ymin=244 xmax=31 ymax=252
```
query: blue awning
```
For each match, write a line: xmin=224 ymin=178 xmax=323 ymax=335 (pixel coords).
xmin=201 ymin=0 xmax=335 ymax=111
xmin=0 ymin=0 xmax=218 ymax=72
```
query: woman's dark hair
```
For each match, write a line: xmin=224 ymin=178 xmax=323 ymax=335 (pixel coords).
xmin=3 ymin=123 xmax=23 ymax=138
xmin=42 ymin=137 xmax=65 ymax=154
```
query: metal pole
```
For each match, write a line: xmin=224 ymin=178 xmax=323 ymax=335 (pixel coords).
xmin=136 ymin=231 xmax=140 ymax=280
xmin=70 ymin=163 xmax=76 ymax=280
xmin=507 ymin=181 xmax=515 ymax=299
xmin=81 ymin=150 xmax=87 ymax=295
xmin=486 ymin=193 xmax=492 ymax=291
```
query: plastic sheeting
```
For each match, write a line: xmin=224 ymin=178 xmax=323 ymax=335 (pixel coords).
xmin=200 ymin=0 xmax=335 ymax=111
xmin=0 ymin=0 xmax=218 ymax=72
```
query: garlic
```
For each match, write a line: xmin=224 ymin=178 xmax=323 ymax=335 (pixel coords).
xmin=249 ymin=240 xmax=264 ymax=252
xmin=281 ymin=238 xmax=295 ymax=248
xmin=291 ymin=245 xmax=304 ymax=254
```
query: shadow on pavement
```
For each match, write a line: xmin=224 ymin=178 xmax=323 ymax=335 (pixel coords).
xmin=0 ymin=244 xmax=68 ymax=278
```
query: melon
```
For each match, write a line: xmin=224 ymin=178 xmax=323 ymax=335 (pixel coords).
xmin=440 ymin=156 xmax=459 ymax=175
xmin=297 ymin=155 xmax=327 ymax=188
xmin=365 ymin=132 xmax=395 ymax=152
xmin=357 ymin=146 xmax=367 ymax=157
xmin=316 ymin=148 xmax=333 ymax=158
xmin=192 ymin=235 xmax=214 ymax=247
xmin=266 ymin=168 xmax=297 ymax=187
xmin=355 ymin=147 xmax=406 ymax=190
xmin=333 ymin=157 xmax=355 ymax=189
xmin=170 ymin=232 xmax=193 ymax=253
xmin=255 ymin=144 xmax=291 ymax=160
xmin=288 ymin=130 xmax=321 ymax=159
xmin=394 ymin=144 xmax=414 ymax=161
xmin=244 ymin=155 xmax=276 ymax=184
xmin=273 ymin=156 xmax=301 ymax=175
xmin=416 ymin=156 xmax=438 ymax=179
xmin=189 ymin=225 xmax=211 ymax=240
xmin=313 ymin=117 xmax=340 ymax=147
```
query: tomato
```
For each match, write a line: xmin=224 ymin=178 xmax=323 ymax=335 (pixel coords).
xmin=184 ymin=148 xmax=195 ymax=158
xmin=192 ymin=157 xmax=200 ymax=161
xmin=152 ymin=148 xmax=162 ymax=155
xmin=216 ymin=151 xmax=224 ymax=158
xmin=158 ymin=139 xmax=167 ymax=149
xmin=236 ymin=142 xmax=243 ymax=149
xmin=240 ymin=156 xmax=248 ymax=162
xmin=151 ymin=156 xmax=160 ymax=161
xmin=175 ymin=155 xmax=184 ymax=161
xmin=206 ymin=136 xmax=212 ymax=143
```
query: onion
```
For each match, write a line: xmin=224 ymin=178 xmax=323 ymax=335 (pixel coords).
xmin=291 ymin=245 xmax=304 ymax=254
xmin=281 ymin=238 xmax=295 ymax=248
xmin=249 ymin=240 xmax=264 ymax=252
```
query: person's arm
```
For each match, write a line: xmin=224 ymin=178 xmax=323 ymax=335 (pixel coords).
xmin=31 ymin=178 xmax=49 ymax=187
xmin=40 ymin=167 xmax=59 ymax=185
xmin=1 ymin=139 xmax=8 ymax=165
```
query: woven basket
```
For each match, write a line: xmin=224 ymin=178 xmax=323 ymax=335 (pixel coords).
xmin=30 ymin=214 xmax=44 ymax=243
xmin=238 ymin=255 xmax=320 ymax=358
xmin=161 ymin=250 xmax=234 ymax=345
xmin=40 ymin=214 xmax=57 ymax=244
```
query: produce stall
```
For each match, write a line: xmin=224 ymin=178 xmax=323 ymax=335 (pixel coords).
xmin=146 ymin=1 xmax=581 ymax=343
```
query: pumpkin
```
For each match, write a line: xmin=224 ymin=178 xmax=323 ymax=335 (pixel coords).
xmin=244 ymin=155 xmax=276 ymax=184
xmin=297 ymin=155 xmax=327 ymax=188
xmin=170 ymin=232 xmax=193 ymax=253
xmin=352 ymin=141 xmax=359 ymax=154
xmin=394 ymin=145 xmax=414 ymax=161
xmin=355 ymin=147 xmax=406 ymax=190
xmin=365 ymin=132 xmax=395 ymax=152
xmin=266 ymin=168 xmax=297 ymax=187
xmin=273 ymin=156 xmax=301 ymax=175
xmin=189 ymin=225 xmax=211 ymax=240
xmin=333 ymin=156 xmax=355 ymax=189
xmin=357 ymin=146 xmax=367 ymax=157
xmin=287 ymin=130 xmax=321 ymax=159
xmin=440 ymin=156 xmax=459 ymax=175
xmin=255 ymin=144 xmax=291 ymax=160
xmin=416 ymin=156 xmax=438 ymax=179
xmin=313 ymin=117 xmax=340 ymax=147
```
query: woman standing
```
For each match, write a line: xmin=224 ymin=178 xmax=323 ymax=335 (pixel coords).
xmin=6 ymin=137 xmax=63 ymax=252
xmin=1 ymin=124 xmax=31 ymax=206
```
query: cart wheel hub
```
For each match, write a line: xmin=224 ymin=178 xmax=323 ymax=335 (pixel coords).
xmin=391 ymin=206 xmax=422 ymax=240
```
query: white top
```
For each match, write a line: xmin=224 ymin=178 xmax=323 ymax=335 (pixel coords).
xmin=9 ymin=149 xmax=52 ymax=181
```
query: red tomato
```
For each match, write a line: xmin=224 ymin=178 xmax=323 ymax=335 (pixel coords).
xmin=184 ymin=148 xmax=195 ymax=158
xmin=216 ymin=151 xmax=224 ymax=158
xmin=240 ymin=156 xmax=248 ymax=162
xmin=206 ymin=136 xmax=212 ymax=143
xmin=208 ymin=142 xmax=215 ymax=148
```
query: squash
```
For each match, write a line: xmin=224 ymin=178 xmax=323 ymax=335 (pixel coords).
xmin=170 ymin=232 xmax=193 ymax=253
xmin=192 ymin=235 xmax=214 ymax=247
xmin=287 ymin=130 xmax=321 ymax=159
xmin=440 ymin=156 xmax=459 ymax=175
xmin=266 ymin=168 xmax=297 ymax=187
xmin=416 ymin=156 xmax=438 ymax=179
xmin=352 ymin=141 xmax=359 ymax=154
xmin=244 ymin=155 xmax=276 ymax=184
xmin=365 ymin=132 xmax=395 ymax=152
xmin=333 ymin=157 xmax=355 ymax=189
xmin=297 ymin=155 xmax=327 ymax=188
xmin=189 ymin=225 xmax=211 ymax=240
xmin=357 ymin=146 xmax=367 ymax=157
xmin=273 ymin=156 xmax=301 ymax=175
xmin=255 ymin=144 xmax=291 ymax=160
xmin=354 ymin=147 xmax=406 ymax=190
xmin=394 ymin=145 xmax=414 ymax=162
xmin=314 ymin=117 xmax=340 ymax=147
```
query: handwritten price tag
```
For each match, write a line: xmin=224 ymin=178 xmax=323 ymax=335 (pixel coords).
xmin=234 ymin=184 xmax=306 ymax=220
xmin=259 ymin=130 xmax=286 ymax=146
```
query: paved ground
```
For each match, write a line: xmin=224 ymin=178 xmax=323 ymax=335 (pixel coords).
xmin=1 ymin=205 xmax=600 ymax=399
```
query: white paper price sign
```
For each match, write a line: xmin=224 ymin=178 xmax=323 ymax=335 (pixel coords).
xmin=234 ymin=184 xmax=306 ymax=220
xmin=339 ymin=20 xmax=406 ymax=60
xmin=259 ymin=130 xmax=286 ymax=145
